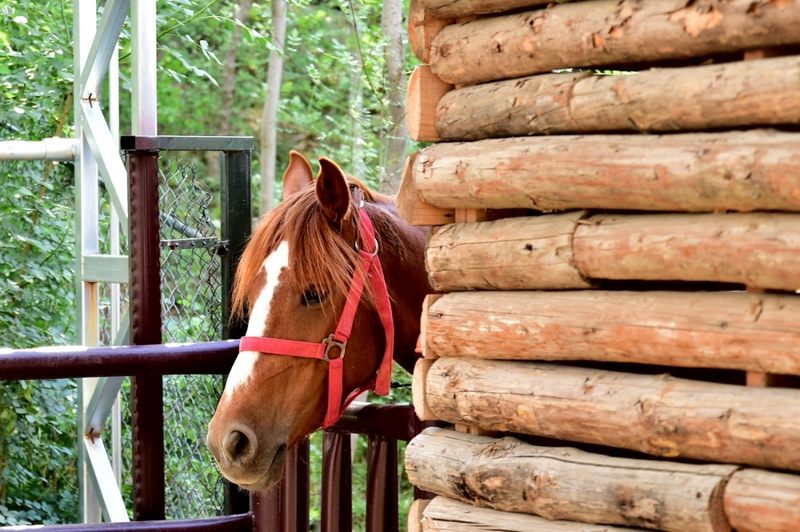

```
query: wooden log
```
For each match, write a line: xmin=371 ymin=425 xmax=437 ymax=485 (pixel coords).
xmin=436 ymin=56 xmax=800 ymax=140
xmin=723 ymin=469 xmax=800 ymax=532
xmin=426 ymin=212 xmax=591 ymax=291
xmin=412 ymin=131 xmax=800 ymax=212
xmin=408 ymin=66 xmax=453 ymax=142
xmin=421 ymin=496 xmax=645 ymax=531
xmin=426 ymin=290 xmax=800 ymax=375
xmin=406 ymin=428 xmax=735 ymax=531
xmin=419 ymin=294 xmax=442 ymax=359
xmin=572 ymin=213 xmax=800 ymax=292
xmin=408 ymin=499 xmax=431 ymax=532
xmin=397 ymin=152 xmax=455 ymax=226
xmin=412 ymin=358 xmax=438 ymax=421
xmin=427 ymin=213 xmax=800 ymax=292
xmin=429 ymin=0 xmax=800 ymax=86
xmin=424 ymin=358 xmax=800 ymax=470
xmin=422 ymin=0 xmax=564 ymax=19
xmin=409 ymin=0 xmax=448 ymax=63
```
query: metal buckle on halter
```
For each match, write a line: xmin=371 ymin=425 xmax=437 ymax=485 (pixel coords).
xmin=322 ymin=334 xmax=347 ymax=361
xmin=354 ymin=235 xmax=379 ymax=258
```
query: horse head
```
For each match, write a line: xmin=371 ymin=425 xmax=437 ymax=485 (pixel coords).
xmin=206 ymin=151 xmax=429 ymax=491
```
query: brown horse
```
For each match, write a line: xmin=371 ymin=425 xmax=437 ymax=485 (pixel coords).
xmin=207 ymin=151 xmax=429 ymax=491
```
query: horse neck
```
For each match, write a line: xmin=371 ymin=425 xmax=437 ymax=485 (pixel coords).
xmin=368 ymin=202 xmax=430 ymax=373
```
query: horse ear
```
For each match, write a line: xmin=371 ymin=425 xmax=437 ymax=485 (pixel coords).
xmin=281 ymin=150 xmax=314 ymax=199
xmin=316 ymin=158 xmax=351 ymax=226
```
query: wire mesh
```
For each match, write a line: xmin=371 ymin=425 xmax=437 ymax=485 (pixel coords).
xmin=158 ymin=157 xmax=226 ymax=518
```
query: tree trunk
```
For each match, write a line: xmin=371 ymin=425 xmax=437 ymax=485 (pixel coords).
xmin=723 ymin=469 xmax=800 ymax=532
xmin=407 ymin=131 xmax=800 ymax=213
xmin=425 ymin=358 xmax=800 ymax=470
xmin=429 ymin=0 xmax=800 ymax=86
xmin=435 ymin=56 xmax=800 ymax=140
xmin=419 ymin=496 xmax=646 ymax=531
xmin=349 ymin=53 xmax=365 ymax=180
xmin=426 ymin=290 xmax=800 ymax=375
xmin=259 ymin=0 xmax=288 ymax=215
xmin=206 ymin=0 xmax=252 ymax=181
xmin=426 ymin=212 xmax=800 ymax=292
xmin=379 ymin=0 xmax=408 ymax=193
xmin=406 ymin=428 xmax=735 ymax=531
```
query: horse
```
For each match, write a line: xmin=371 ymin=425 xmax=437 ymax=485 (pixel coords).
xmin=206 ymin=151 xmax=430 ymax=491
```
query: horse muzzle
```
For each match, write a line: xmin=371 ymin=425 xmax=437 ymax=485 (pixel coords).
xmin=206 ymin=421 xmax=287 ymax=492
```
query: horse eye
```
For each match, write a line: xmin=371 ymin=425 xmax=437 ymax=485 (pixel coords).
xmin=301 ymin=286 xmax=327 ymax=306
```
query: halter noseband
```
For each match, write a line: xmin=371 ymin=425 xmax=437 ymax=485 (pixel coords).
xmin=238 ymin=202 xmax=395 ymax=428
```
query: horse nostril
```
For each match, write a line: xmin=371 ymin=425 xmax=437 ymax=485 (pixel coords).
xmin=223 ymin=426 xmax=257 ymax=464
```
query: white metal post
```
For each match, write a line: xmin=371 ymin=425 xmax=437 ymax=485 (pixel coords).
xmin=75 ymin=0 xmax=102 ymax=523
xmin=132 ymin=0 xmax=157 ymax=135
xmin=109 ymin=43 xmax=124 ymax=487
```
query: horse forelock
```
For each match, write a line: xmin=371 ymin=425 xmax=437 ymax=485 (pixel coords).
xmin=231 ymin=179 xmax=395 ymax=321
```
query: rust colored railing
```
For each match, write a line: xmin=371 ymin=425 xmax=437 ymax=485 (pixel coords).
xmin=0 ymin=342 xmax=423 ymax=531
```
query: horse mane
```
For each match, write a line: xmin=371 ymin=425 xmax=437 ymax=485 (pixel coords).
xmin=231 ymin=178 xmax=396 ymax=320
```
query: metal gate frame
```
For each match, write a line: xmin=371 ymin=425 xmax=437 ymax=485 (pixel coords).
xmin=121 ymin=135 xmax=253 ymax=521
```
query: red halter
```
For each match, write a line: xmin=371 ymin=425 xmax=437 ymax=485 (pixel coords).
xmin=238 ymin=205 xmax=395 ymax=428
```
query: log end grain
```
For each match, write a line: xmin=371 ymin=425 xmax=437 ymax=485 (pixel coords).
xmin=407 ymin=65 xmax=453 ymax=142
xmin=723 ymin=469 xmax=800 ymax=532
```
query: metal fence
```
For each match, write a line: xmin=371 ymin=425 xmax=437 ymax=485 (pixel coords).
xmin=158 ymin=156 xmax=226 ymax=518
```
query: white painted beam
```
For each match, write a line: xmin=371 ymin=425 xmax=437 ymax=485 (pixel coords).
xmin=84 ymin=377 xmax=125 ymax=437
xmin=81 ymin=101 xmax=129 ymax=235
xmin=84 ymin=437 xmax=131 ymax=522
xmin=80 ymin=0 xmax=130 ymax=99
xmin=131 ymin=0 xmax=157 ymax=135
xmin=82 ymin=253 xmax=129 ymax=284
xmin=0 ymin=138 xmax=78 ymax=161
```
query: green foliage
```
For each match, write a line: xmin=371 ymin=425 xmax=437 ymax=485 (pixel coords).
xmin=0 ymin=380 xmax=79 ymax=525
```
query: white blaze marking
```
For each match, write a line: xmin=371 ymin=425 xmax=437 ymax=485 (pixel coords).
xmin=223 ymin=241 xmax=290 ymax=397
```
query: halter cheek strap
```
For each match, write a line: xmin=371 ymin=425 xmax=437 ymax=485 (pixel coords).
xmin=239 ymin=207 xmax=395 ymax=428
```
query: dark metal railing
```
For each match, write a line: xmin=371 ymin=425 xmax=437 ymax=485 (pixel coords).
xmin=0 ymin=342 xmax=420 ymax=532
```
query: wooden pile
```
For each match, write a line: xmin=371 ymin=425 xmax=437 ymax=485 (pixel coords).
xmin=400 ymin=0 xmax=800 ymax=530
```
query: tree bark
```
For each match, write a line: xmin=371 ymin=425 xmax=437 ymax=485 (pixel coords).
xmin=420 ymin=496 xmax=646 ymax=531
xmin=206 ymin=0 xmax=252 ymax=181
xmin=723 ymin=469 xmax=800 ymax=532
xmin=259 ymin=0 xmax=288 ymax=215
xmin=406 ymin=428 xmax=734 ymax=531
xmin=426 ymin=212 xmax=800 ymax=292
xmin=429 ymin=0 xmax=800 ymax=86
xmin=379 ymin=0 xmax=408 ymax=193
xmin=425 ymin=358 xmax=800 ymax=470
xmin=436 ymin=56 xmax=800 ymax=140
xmin=408 ymin=131 xmax=800 ymax=212
xmin=221 ymin=0 xmax=253 ymax=136
xmin=426 ymin=290 xmax=800 ymax=375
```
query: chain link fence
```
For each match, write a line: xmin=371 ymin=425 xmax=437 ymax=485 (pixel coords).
xmin=158 ymin=156 xmax=226 ymax=519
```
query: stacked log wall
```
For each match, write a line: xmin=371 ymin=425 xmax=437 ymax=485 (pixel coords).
xmin=402 ymin=0 xmax=800 ymax=530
